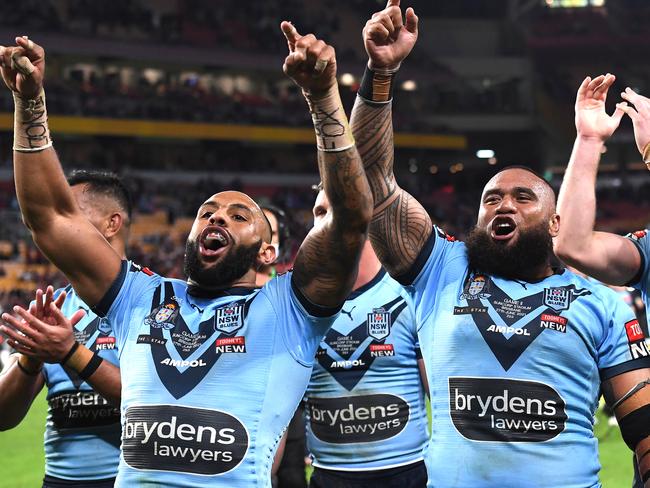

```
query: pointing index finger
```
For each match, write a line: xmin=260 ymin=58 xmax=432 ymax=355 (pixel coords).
xmin=281 ymin=21 xmax=301 ymax=51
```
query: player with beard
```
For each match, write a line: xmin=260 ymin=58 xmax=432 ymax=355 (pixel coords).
xmin=555 ymin=74 xmax=650 ymax=488
xmin=0 ymin=27 xmax=371 ymax=488
xmin=348 ymin=1 xmax=650 ymax=486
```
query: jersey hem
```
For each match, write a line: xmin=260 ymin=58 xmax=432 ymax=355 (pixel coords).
xmin=312 ymin=456 xmax=424 ymax=472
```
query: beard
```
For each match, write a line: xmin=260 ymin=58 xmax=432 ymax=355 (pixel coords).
xmin=183 ymin=237 xmax=262 ymax=289
xmin=465 ymin=220 xmax=554 ymax=280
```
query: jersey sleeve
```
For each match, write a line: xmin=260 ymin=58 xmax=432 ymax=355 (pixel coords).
xmin=598 ymin=288 xmax=650 ymax=380
xmin=395 ymin=226 xmax=467 ymax=327
xmin=260 ymin=273 xmax=340 ymax=367
xmin=91 ymin=261 xmax=159 ymax=349
xmin=625 ymin=230 xmax=650 ymax=292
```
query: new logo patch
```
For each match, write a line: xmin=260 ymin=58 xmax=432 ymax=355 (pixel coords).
xmin=625 ymin=319 xmax=650 ymax=359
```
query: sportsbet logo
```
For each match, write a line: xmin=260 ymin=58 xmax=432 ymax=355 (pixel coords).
xmin=308 ymin=394 xmax=409 ymax=444
xmin=449 ymin=377 xmax=567 ymax=442
xmin=123 ymin=404 xmax=249 ymax=475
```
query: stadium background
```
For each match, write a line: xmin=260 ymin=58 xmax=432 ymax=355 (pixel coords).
xmin=0 ymin=0 xmax=646 ymax=485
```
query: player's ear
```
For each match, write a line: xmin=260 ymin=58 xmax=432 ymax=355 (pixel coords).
xmin=549 ymin=213 xmax=560 ymax=238
xmin=105 ymin=212 xmax=123 ymax=239
xmin=257 ymin=242 xmax=277 ymax=268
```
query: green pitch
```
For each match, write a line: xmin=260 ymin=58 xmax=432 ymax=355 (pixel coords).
xmin=0 ymin=392 xmax=634 ymax=487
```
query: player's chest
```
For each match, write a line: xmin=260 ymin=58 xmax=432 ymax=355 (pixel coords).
xmin=427 ymin=273 xmax=595 ymax=372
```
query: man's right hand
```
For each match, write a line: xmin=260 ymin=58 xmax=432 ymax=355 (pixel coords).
xmin=0 ymin=36 xmax=45 ymax=98
xmin=363 ymin=0 xmax=418 ymax=70
xmin=620 ymin=87 xmax=650 ymax=159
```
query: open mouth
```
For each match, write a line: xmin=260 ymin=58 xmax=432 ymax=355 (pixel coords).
xmin=199 ymin=226 xmax=230 ymax=258
xmin=490 ymin=216 xmax=517 ymax=241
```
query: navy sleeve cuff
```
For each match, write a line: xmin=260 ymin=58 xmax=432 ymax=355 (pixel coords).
xmin=92 ymin=260 xmax=128 ymax=317
xmin=600 ymin=356 xmax=650 ymax=381
xmin=626 ymin=238 xmax=646 ymax=287
xmin=290 ymin=277 xmax=342 ymax=318
xmin=395 ymin=227 xmax=437 ymax=286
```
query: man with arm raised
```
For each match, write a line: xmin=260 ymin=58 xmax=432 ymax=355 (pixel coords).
xmin=351 ymin=3 xmax=650 ymax=486
xmin=556 ymin=74 xmax=650 ymax=488
xmin=0 ymin=28 xmax=371 ymax=487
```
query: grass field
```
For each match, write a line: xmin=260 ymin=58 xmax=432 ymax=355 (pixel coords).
xmin=0 ymin=392 xmax=633 ymax=487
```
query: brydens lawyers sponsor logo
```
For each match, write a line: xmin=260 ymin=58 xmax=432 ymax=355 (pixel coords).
xmin=122 ymin=404 xmax=249 ymax=475
xmin=625 ymin=319 xmax=650 ymax=359
xmin=48 ymin=391 xmax=119 ymax=429
xmin=449 ymin=377 xmax=567 ymax=442
xmin=308 ymin=394 xmax=409 ymax=444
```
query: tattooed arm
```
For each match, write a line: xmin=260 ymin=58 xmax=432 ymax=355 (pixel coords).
xmin=350 ymin=1 xmax=429 ymax=279
xmin=0 ymin=38 xmax=121 ymax=307
xmin=280 ymin=22 xmax=372 ymax=308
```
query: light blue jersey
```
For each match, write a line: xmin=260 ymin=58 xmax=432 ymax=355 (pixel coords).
xmin=42 ymin=285 xmax=121 ymax=481
xmin=400 ymin=227 xmax=650 ymax=488
xmin=305 ymin=269 xmax=428 ymax=471
xmin=94 ymin=261 xmax=336 ymax=487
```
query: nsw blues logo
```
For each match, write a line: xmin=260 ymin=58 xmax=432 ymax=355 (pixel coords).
xmin=543 ymin=286 xmax=590 ymax=313
xmin=145 ymin=303 xmax=179 ymax=330
xmin=214 ymin=304 xmax=244 ymax=334
xmin=97 ymin=317 xmax=112 ymax=335
xmin=367 ymin=308 xmax=391 ymax=341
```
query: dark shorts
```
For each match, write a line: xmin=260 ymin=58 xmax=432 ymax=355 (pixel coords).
xmin=42 ymin=475 xmax=115 ymax=488
xmin=309 ymin=460 xmax=427 ymax=488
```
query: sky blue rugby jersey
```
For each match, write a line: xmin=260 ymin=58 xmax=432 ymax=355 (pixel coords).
xmin=398 ymin=227 xmax=650 ymax=488
xmin=305 ymin=269 xmax=428 ymax=471
xmin=93 ymin=261 xmax=336 ymax=488
xmin=42 ymin=286 xmax=121 ymax=480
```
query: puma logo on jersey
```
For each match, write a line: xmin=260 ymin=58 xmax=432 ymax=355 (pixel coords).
xmin=341 ymin=306 xmax=356 ymax=321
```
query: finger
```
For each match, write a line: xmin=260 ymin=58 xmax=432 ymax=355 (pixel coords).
xmin=49 ymin=301 xmax=81 ymax=327
xmin=69 ymin=309 xmax=86 ymax=326
xmin=0 ymin=323 xmax=38 ymax=350
xmin=593 ymin=73 xmax=615 ymax=99
xmin=576 ymin=76 xmax=591 ymax=101
xmin=6 ymin=339 xmax=34 ymax=356
xmin=305 ymin=39 xmax=327 ymax=72
xmin=370 ymin=13 xmax=397 ymax=37
xmin=610 ymin=102 xmax=626 ymax=128
xmin=618 ymin=101 xmax=639 ymax=120
xmin=405 ymin=7 xmax=418 ymax=34
xmin=367 ymin=23 xmax=391 ymax=43
xmin=314 ymin=46 xmax=335 ymax=76
xmin=35 ymin=288 xmax=44 ymax=318
xmin=622 ymin=87 xmax=646 ymax=107
xmin=586 ymin=74 xmax=606 ymax=96
xmin=280 ymin=21 xmax=301 ymax=52
xmin=10 ymin=51 xmax=35 ymax=77
xmin=0 ymin=46 xmax=15 ymax=71
xmin=15 ymin=35 xmax=35 ymax=52
xmin=12 ymin=306 xmax=45 ymax=333
xmin=386 ymin=0 xmax=400 ymax=6
xmin=53 ymin=289 xmax=67 ymax=310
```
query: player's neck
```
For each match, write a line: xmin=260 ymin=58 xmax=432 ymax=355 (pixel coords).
xmin=353 ymin=241 xmax=382 ymax=291
xmin=512 ymin=261 xmax=556 ymax=283
xmin=187 ymin=269 xmax=259 ymax=295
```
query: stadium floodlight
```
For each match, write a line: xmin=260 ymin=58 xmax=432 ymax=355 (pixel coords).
xmin=401 ymin=80 xmax=417 ymax=91
xmin=339 ymin=73 xmax=356 ymax=86
xmin=476 ymin=149 xmax=495 ymax=159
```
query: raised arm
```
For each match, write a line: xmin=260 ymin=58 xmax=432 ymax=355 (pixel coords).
xmin=280 ymin=23 xmax=372 ymax=308
xmin=555 ymin=74 xmax=640 ymax=285
xmin=0 ymin=37 xmax=121 ymax=306
xmin=349 ymin=1 xmax=430 ymax=279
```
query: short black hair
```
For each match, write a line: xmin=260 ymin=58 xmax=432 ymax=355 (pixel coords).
xmin=67 ymin=169 xmax=133 ymax=221
xmin=262 ymin=205 xmax=291 ymax=262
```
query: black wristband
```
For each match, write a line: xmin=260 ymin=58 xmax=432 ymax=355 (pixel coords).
xmin=60 ymin=341 xmax=80 ymax=365
xmin=358 ymin=65 xmax=397 ymax=104
xmin=78 ymin=352 xmax=103 ymax=381
xmin=15 ymin=357 xmax=41 ymax=376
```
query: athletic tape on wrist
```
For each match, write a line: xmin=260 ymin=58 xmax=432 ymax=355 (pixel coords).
xmin=304 ymin=88 xmax=355 ymax=152
xmin=78 ymin=352 xmax=103 ymax=381
xmin=60 ymin=341 xmax=80 ymax=365
xmin=16 ymin=356 xmax=41 ymax=376
xmin=643 ymin=142 xmax=650 ymax=168
xmin=358 ymin=64 xmax=398 ymax=105
xmin=13 ymin=89 xmax=53 ymax=152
